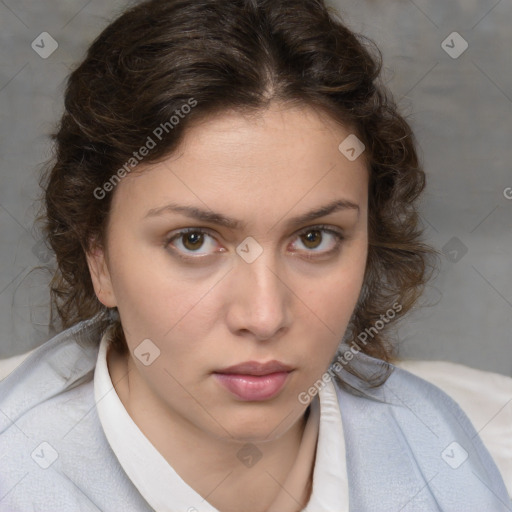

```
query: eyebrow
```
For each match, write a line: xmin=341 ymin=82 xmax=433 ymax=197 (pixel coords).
xmin=144 ymin=198 xmax=359 ymax=230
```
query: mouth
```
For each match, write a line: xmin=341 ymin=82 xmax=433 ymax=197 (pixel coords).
xmin=213 ymin=360 xmax=294 ymax=401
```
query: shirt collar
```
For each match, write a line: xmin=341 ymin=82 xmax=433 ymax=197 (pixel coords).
xmin=94 ymin=329 xmax=349 ymax=512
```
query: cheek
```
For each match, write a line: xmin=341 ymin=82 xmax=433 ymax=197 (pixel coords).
xmin=106 ymin=246 xmax=201 ymax=343
xmin=307 ymin=243 xmax=367 ymax=320
xmin=299 ymin=255 xmax=367 ymax=360
xmin=303 ymin=279 xmax=361 ymax=356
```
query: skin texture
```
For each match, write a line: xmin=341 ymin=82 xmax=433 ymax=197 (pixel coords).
xmin=87 ymin=102 xmax=369 ymax=512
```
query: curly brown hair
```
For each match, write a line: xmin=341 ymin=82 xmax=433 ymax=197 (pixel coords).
xmin=40 ymin=0 xmax=438 ymax=364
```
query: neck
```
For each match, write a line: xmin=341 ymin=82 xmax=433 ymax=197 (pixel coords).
xmin=108 ymin=347 xmax=311 ymax=512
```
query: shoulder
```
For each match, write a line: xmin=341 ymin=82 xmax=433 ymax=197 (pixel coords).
xmin=0 ymin=316 xmax=103 ymax=473
xmin=0 ymin=315 xmax=107 ymax=429
xmin=331 ymin=355 xmax=512 ymax=509
xmin=0 ymin=317 xmax=150 ymax=511
xmin=396 ymin=359 xmax=512 ymax=498
xmin=334 ymin=357 xmax=488 ymax=436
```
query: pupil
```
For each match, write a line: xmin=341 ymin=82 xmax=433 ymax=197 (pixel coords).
xmin=185 ymin=232 xmax=203 ymax=250
xmin=303 ymin=230 xmax=321 ymax=248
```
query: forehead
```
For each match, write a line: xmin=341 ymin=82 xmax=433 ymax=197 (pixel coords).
xmin=173 ymin=103 xmax=367 ymax=170
xmin=110 ymin=103 xmax=368 ymax=226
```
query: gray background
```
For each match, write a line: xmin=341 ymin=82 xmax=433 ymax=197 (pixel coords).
xmin=0 ymin=0 xmax=510 ymax=375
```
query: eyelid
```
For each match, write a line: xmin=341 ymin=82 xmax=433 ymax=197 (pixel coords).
xmin=295 ymin=224 xmax=344 ymax=238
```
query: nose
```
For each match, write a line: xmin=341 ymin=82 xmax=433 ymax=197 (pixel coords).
xmin=225 ymin=250 xmax=291 ymax=341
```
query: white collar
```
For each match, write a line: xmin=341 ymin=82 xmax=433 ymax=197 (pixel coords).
xmin=94 ymin=330 xmax=349 ymax=512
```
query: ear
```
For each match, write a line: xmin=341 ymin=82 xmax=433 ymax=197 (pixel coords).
xmin=86 ymin=243 xmax=117 ymax=308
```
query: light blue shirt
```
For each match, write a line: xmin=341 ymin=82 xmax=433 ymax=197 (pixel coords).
xmin=1 ymin=315 xmax=510 ymax=511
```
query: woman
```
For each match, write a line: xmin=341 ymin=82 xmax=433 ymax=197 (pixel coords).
xmin=1 ymin=0 xmax=510 ymax=510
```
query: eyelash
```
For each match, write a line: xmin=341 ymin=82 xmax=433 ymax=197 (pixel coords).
xmin=164 ymin=225 xmax=345 ymax=262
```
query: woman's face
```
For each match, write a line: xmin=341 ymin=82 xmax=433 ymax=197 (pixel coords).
xmin=87 ymin=102 xmax=369 ymax=442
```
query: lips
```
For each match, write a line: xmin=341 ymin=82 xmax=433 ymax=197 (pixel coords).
xmin=216 ymin=360 xmax=293 ymax=376
xmin=213 ymin=360 xmax=293 ymax=401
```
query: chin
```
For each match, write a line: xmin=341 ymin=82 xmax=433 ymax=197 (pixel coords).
xmin=214 ymin=404 xmax=303 ymax=443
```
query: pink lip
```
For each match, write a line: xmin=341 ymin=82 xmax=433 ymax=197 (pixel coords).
xmin=213 ymin=360 xmax=293 ymax=401
xmin=213 ymin=372 xmax=290 ymax=401
xmin=216 ymin=360 xmax=293 ymax=376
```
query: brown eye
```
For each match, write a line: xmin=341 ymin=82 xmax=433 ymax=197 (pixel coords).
xmin=165 ymin=228 xmax=225 ymax=261
xmin=290 ymin=225 xmax=345 ymax=258
xmin=300 ymin=230 xmax=322 ymax=249
xmin=182 ymin=231 xmax=205 ymax=251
